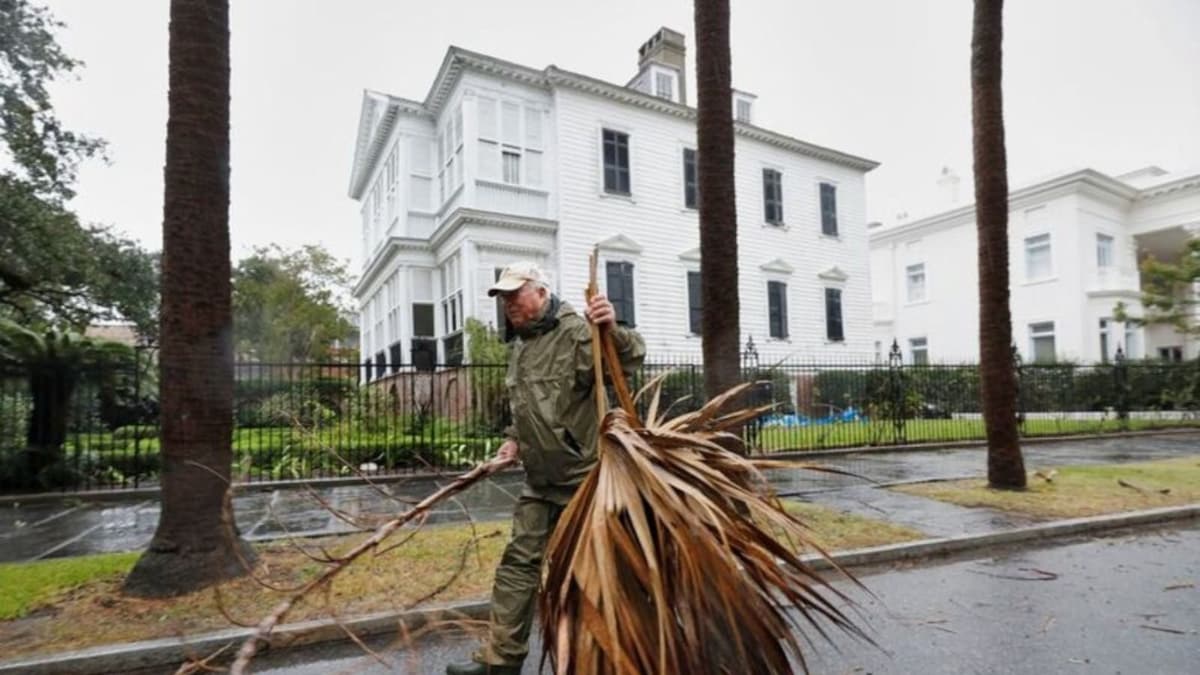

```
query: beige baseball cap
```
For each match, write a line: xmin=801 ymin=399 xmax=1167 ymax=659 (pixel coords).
xmin=487 ymin=261 xmax=547 ymax=296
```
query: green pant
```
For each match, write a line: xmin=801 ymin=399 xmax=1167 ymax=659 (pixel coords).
xmin=474 ymin=495 xmax=565 ymax=666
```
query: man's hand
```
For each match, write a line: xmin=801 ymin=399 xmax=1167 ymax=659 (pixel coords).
xmin=585 ymin=293 xmax=616 ymax=326
xmin=495 ymin=439 xmax=519 ymax=462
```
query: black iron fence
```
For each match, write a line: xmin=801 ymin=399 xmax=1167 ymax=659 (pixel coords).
xmin=1 ymin=348 xmax=1197 ymax=493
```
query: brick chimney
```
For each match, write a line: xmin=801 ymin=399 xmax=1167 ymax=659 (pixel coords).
xmin=632 ymin=28 xmax=687 ymax=105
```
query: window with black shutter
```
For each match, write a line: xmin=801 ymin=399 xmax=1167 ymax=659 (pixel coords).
xmin=410 ymin=338 xmax=436 ymax=371
xmin=443 ymin=333 xmax=463 ymax=367
xmin=388 ymin=342 xmax=403 ymax=372
xmin=825 ymin=288 xmax=844 ymax=342
xmin=602 ymin=129 xmax=631 ymax=195
xmin=412 ymin=303 xmax=435 ymax=337
xmin=683 ymin=148 xmax=698 ymax=209
xmin=374 ymin=350 xmax=387 ymax=378
xmin=363 ymin=358 xmax=373 ymax=382
xmin=763 ymin=169 xmax=783 ymax=224
xmin=767 ymin=281 xmax=788 ymax=339
xmin=687 ymin=271 xmax=702 ymax=335
xmin=820 ymin=183 xmax=838 ymax=236
xmin=606 ymin=261 xmax=636 ymax=326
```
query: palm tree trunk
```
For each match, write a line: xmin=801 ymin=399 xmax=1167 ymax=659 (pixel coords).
xmin=694 ymin=0 xmax=740 ymax=401
xmin=125 ymin=0 xmax=254 ymax=597
xmin=971 ymin=0 xmax=1026 ymax=489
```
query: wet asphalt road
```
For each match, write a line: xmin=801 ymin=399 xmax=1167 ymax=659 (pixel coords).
xmin=243 ymin=524 xmax=1200 ymax=675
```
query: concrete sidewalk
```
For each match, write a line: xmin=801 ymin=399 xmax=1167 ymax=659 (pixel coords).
xmin=1 ymin=430 xmax=1196 ymax=563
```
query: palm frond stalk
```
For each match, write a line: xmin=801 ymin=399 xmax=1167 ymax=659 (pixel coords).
xmin=540 ymin=253 xmax=869 ymax=675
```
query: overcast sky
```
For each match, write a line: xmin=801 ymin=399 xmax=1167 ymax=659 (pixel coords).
xmin=45 ymin=0 xmax=1200 ymax=270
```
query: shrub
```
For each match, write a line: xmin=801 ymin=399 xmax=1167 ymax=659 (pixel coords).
xmin=112 ymin=425 xmax=158 ymax=441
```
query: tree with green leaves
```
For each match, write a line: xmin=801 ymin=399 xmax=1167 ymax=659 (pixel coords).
xmin=0 ymin=1 xmax=159 ymax=335
xmin=0 ymin=319 xmax=134 ymax=488
xmin=232 ymin=244 xmax=356 ymax=362
xmin=0 ymin=0 xmax=104 ymax=198
xmin=1116 ymin=239 xmax=1200 ymax=340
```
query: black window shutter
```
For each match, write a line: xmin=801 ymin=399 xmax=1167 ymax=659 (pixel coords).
xmin=768 ymin=281 xmax=788 ymax=338
xmin=622 ymin=262 xmax=635 ymax=326
xmin=821 ymin=183 xmax=838 ymax=235
xmin=683 ymin=149 xmax=697 ymax=209
xmin=687 ymin=271 xmax=702 ymax=334
xmin=607 ymin=261 xmax=635 ymax=326
xmin=778 ymin=283 xmax=788 ymax=338
xmin=825 ymin=288 xmax=844 ymax=342
xmin=763 ymin=170 xmax=772 ymax=222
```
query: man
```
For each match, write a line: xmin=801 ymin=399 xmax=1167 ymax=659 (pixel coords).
xmin=447 ymin=261 xmax=645 ymax=675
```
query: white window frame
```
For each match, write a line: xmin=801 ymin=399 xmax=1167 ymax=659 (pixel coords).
xmin=906 ymin=263 xmax=927 ymax=303
xmin=1096 ymin=233 xmax=1114 ymax=269
xmin=766 ymin=279 xmax=789 ymax=340
xmin=439 ymin=254 xmax=464 ymax=337
xmin=599 ymin=125 xmax=633 ymax=197
xmin=762 ymin=167 xmax=784 ymax=225
xmin=681 ymin=146 xmax=698 ymax=210
xmin=1024 ymin=233 xmax=1053 ymax=281
xmin=1029 ymin=321 xmax=1056 ymax=363
xmin=653 ymin=69 xmax=676 ymax=101
xmin=601 ymin=257 xmax=638 ymax=327
xmin=909 ymin=337 xmax=929 ymax=365
xmin=1122 ymin=323 xmax=1140 ymax=359
xmin=501 ymin=149 xmax=521 ymax=185
xmin=478 ymin=98 xmax=544 ymax=188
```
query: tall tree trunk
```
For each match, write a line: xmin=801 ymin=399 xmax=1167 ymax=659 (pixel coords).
xmin=23 ymin=366 xmax=76 ymax=485
xmin=694 ymin=0 xmax=740 ymax=401
xmin=971 ymin=0 xmax=1026 ymax=489
xmin=125 ymin=0 xmax=254 ymax=597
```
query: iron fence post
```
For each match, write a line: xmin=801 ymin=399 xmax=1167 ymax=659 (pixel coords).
xmin=1114 ymin=346 xmax=1130 ymax=429
xmin=887 ymin=339 xmax=906 ymax=444
xmin=1012 ymin=344 xmax=1025 ymax=434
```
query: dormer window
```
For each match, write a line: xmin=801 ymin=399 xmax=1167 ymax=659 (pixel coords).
xmin=655 ymin=72 xmax=673 ymax=99
xmin=733 ymin=91 xmax=756 ymax=123
xmin=736 ymin=99 xmax=752 ymax=123
xmin=649 ymin=66 xmax=677 ymax=102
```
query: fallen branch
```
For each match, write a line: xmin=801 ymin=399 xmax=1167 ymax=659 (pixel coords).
xmin=1140 ymin=624 xmax=1189 ymax=635
xmin=228 ymin=456 xmax=515 ymax=675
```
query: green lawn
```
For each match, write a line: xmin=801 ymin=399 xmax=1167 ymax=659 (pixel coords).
xmin=895 ymin=455 xmax=1200 ymax=519
xmin=0 ymin=501 xmax=919 ymax=658
xmin=754 ymin=417 xmax=1199 ymax=452
xmin=0 ymin=552 xmax=140 ymax=620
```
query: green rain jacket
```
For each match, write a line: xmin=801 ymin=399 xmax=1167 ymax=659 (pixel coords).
xmin=504 ymin=296 xmax=645 ymax=503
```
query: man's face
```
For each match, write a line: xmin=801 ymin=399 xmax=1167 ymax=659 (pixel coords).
xmin=499 ymin=282 xmax=547 ymax=328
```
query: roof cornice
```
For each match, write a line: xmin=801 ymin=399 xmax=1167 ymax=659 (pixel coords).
xmin=353 ymin=46 xmax=881 ymax=204
xmin=869 ymin=169 xmax=1140 ymax=245
xmin=429 ymin=207 xmax=558 ymax=251
xmin=348 ymin=92 xmax=434 ymax=199
xmin=419 ymin=48 xmax=879 ymax=172
xmin=546 ymin=66 xmax=879 ymax=172
xmin=353 ymin=237 xmax=433 ymax=296
xmin=1136 ymin=173 xmax=1200 ymax=201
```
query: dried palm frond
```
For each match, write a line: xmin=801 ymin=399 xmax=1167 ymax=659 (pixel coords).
xmin=539 ymin=251 xmax=870 ymax=675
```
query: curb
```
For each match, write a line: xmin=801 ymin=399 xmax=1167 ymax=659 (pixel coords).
xmin=0 ymin=601 xmax=491 ymax=675
xmin=3 ymin=503 xmax=1196 ymax=675
xmin=4 ymin=427 xmax=1197 ymax=506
